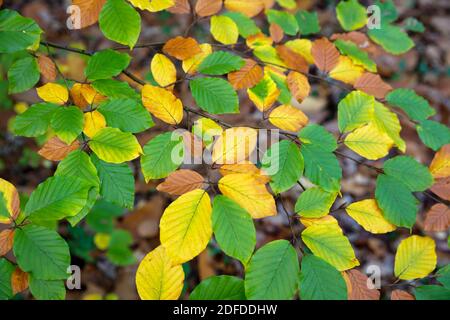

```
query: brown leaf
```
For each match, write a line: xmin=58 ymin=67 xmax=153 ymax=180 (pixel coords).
xmin=167 ymin=0 xmax=191 ymax=14
xmin=391 ymin=289 xmax=415 ymax=300
xmin=71 ymin=0 xmax=106 ymax=29
xmin=331 ymin=32 xmax=370 ymax=49
xmin=430 ymin=177 xmax=450 ymax=201
xmin=354 ymin=72 xmax=393 ymax=99
xmin=37 ymin=55 xmax=57 ymax=83
xmin=195 ymin=0 xmax=223 ymax=17
xmin=38 ymin=137 xmax=80 ymax=161
xmin=0 ymin=0 xmax=3 ymax=7
xmin=228 ymin=59 xmax=264 ymax=90
xmin=0 ymin=229 xmax=14 ymax=256
xmin=345 ymin=269 xmax=380 ymax=300
xmin=156 ymin=170 xmax=205 ymax=195
xmin=311 ymin=38 xmax=340 ymax=72
xmin=287 ymin=71 xmax=310 ymax=102
xmin=424 ymin=203 xmax=450 ymax=232
xmin=269 ymin=23 xmax=284 ymax=43
xmin=11 ymin=268 xmax=29 ymax=295
xmin=163 ymin=36 xmax=202 ymax=60
xmin=429 ymin=144 xmax=450 ymax=179
xmin=276 ymin=45 xmax=309 ymax=73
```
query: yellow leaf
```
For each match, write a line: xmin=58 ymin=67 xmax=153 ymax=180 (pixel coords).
xmin=151 ymin=53 xmax=177 ymax=89
xmin=429 ymin=144 xmax=450 ymax=179
xmin=83 ymin=110 xmax=106 ymax=138
xmin=160 ymin=189 xmax=212 ymax=264
xmin=141 ymin=84 xmax=183 ymax=125
xmin=301 ymin=218 xmax=360 ymax=271
xmin=344 ymin=123 xmax=394 ymax=160
xmin=372 ymin=101 xmax=406 ymax=152
xmin=285 ymin=39 xmax=314 ymax=64
xmin=394 ymin=235 xmax=437 ymax=280
xmin=192 ymin=117 xmax=223 ymax=148
xmin=129 ymin=0 xmax=174 ymax=12
xmin=212 ymin=127 xmax=258 ymax=164
xmin=329 ymin=56 xmax=365 ymax=85
xmin=247 ymin=74 xmax=280 ymax=112
xmin=269 ymin=104 xmax=308 ymax=132
xmin=246 ymin=33 xmax=273 ymax=49
xmin=346 ymin=199 xmax=396 ymax=234
xmin=94 ymin=233 xmax=111 ymax=250
xmin=300 ymin=215 xmax=338 ymax=228
xmin=36 ymin=83 xmax=69 ymax=105
xmin=220 ymin=161 xmax=270 ymax=184
xmin=286 ymin=71 xmax=311 ymax=102
xmin=182 ymin=43 xmax=212 ymax=75
xmin=136 ymin=246 xmax=184 ymax=300
xmin=0 ymin=178 xmax=20 ymax=224
xmin=224 ymin=0 xmax=264 ymax=17
xmin=210 ymin=15 xmax=239 ymax=45
xmin=70 ymin=83 xmax=106 ymax=109
xmin=218 ymin=173 xmax=276 ymax=218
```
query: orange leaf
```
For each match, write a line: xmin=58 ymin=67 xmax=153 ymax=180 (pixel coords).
xmin=331 ymin=31 xmax=370 ymax=49
xmin=38 ymin=137 xmax=80 ymax=161
xmin=391 ymin=289 xmax=415 ymax=300
xmin=37 ymin=55 xmax=57 ymax=83
xmin=227 ymin=59 xmax=263 ymax=90
xmin=71 ymin=0 xmax=106 ymax=29
xmin=276 ymin=45 xmax=309 ymax=73
xmin=269 ymin=23 xmax=284 ymax=43
xmin=163 ymin=36 xmax=202 ymax=60
xmin=344 ymin=269 xmax=380 ymax=300
xmin=11 ymin=268 xmax=29 ymax=295
xmin=0 ymin=229 xmax=14 ymax=256
xmin=287 ymin=71 xmax=310 ymax=102
xmin=168 ymin=0 xmax=191 ymax=14
xmin=429 ymin=144 xmax=450 ymax=179
xmin=430 ymin=177 xmax=450 ymax=201
xmin=354 ymin=73 xmax=393 ymax=99
xmin=195 ymin=0 xmax=223 ymax=17
xmin=424 ymin=203 xmax=450 ymax=232
xmin=156 ymin=169 xmax=205 ymax=195
xmin=311 ymin=38 xmax=340 ymax=72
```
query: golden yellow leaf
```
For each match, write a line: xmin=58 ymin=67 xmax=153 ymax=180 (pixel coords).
xmin=220 ymin=161 xmax=270 ymax=184
xmin=224 ymin=0 xmax=264 ymax=17
xmin=36 ymin=83 xmax=69 ymax=105
xmin=346 ymin=199 xmax=396 ymax=234
xmin=429 ymin=144 xmax=450 ymax=179
xmin=156 ymin=169 xmax=205 ymax=195
xmin=344 ymin=123 xmax=394 ymax=160
xmin=210 ymin=15 xmax=239 ymax=45
xmin=247 ymin=74 xmax=280 ymax=112
xmin=269 ymin=104 xmax=308 ymax=132
xmin=246 ymin=33 xmax=273 ymax=49
xmin=129 ymin=0 xmax=174 ymax=12
xmin=394 ymin=235 xmax=437 ymax=280
xmin=228 ymin=59 xmax=264 ymax=90
xmin=182 ymin=43 xmax=212 ymax=75
xmin=94 ymin=233 xmax=110 ymax=250
xmin=141 ymin=84 xmax=183 ymax=125
xmin=300 ymin=215 xmax=338 ymax=228
xmin=38 ymin=137 xmax=80 ymax=161
xmin=83 ymin=110 xmax=106 ymax=138
xmin=136 ymin=246 xmax=184 ymax=300
xmin=151 ymin=53 xmax=177 ymax=88
xmin=329 ymin=56 xmax=365 ymax=85
xmin=287 ymin=71 xmax=310 ymax=102
xmin=218 ymin=173 xmax=276 ymax=218
xmin=163 ymin=36 xmax=202 ymax=60
xmin=285 ymin=39 xmax=314 ymax=64
xmin=0 ymin=178 xmax=20 ymax=224
xmin=160 ymin=189 xmax=212 ymax=264
xmin=212 ymin=127 xmax=258 ymax=164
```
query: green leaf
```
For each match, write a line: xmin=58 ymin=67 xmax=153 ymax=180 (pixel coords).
xmin=92 ymin=79 xmax=139 ymax=99
xmin=295 ymin=187 xmax=337 ymax=218
xmin=375 ymin=174 xmax=418 ymax=228
xmin=295 ymin=10 xmax=320 ymax=35
xmin=336 ymin=0 xmax=367 ymax=31
xmin=245 ymin=240 xmax=299 ymax=300
xmin=190 ymin=276 xmax=246 ymax=300
xmin=8 ymin=56 xmax=40 ymax=94
xmin=222 ymin=12 xmax=260 ymax=38
xmin=276 ymin=0 xmax=296 ymax=9
xmin=12 ymin=103 xmax=59 ymax=137
xmin=50 ymin=106 xmax=84 ymax=144
xmin=416 ymin=120 xmax=450 ymax=151
xmin=374 ymin=0 xmax=398 ymax=23
xmin=269 ymin=71 xmax=291 ymax=104
xmin=298 ymin=124 xmax=337 ymax=152
xmin=0 ymin=9 xmax=42 ymax=54
xmin=338 ymin=90 xmax=374 ymax=133
xmin=437 ymin=265 xmax=450 ymax=290
xmin=98 ymin=98 xmax=153 ymax=133
xmin=266 ymin=10 xmax=298 ymax=36
xmin=29 ymin=275 xmax=66 ymax=300
xmin=92 ymin=154 xmax=135 ymax=209
xmin=403 ymin=18 xmax=425 ymax=33
xmin=25 ymin=175 xmax=91 ymax=223
xmin=386 ymin=88 xmax=435 ymax=121
xmin=14 ymin=225 xmax=70 ymax=280
xmin=85 ymin=49 xmax=131 ymax=81
xmin=383 ymin=156 xmax=434 ymax=192
xmin=212 ymin=196 xmax=256 ymax=265
xmin=99 ymin=0 xmax=141 ymax=49
xmin=0 ymin=258 xmax=15 ymax=300
xmin=86 ymin=199 xmax=124 ymax=233
xmin=262 ymin=140 xmax=304 ymax=194
xmin=198 ymin=51 xmax=244 ymax=75
xmin=334 ymin=39 xmax=377 ymax=72
xmin=0 ymin=193 xmax=9 ymax=221
xmin=88 ymin=127 xmax=142 ymax=164
xmin=190 ymin=77 xmax=239 ymax=114
xmin=301 ymin=145 xmax=342 ymax=192
xmin=368 ymin=23 xmax=414 ymax=55
xmin=299 ymin=255 xmax=347 ymax=300
xmin=140 ymin=132 xmax=184 ymax=181
xmin=372 ymin=101 xmax=405 ymax=152
xmin=415 ymin=285 xmax=450 ymax=300
xmin=106 ymin=230 xmax=136 ymax=266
